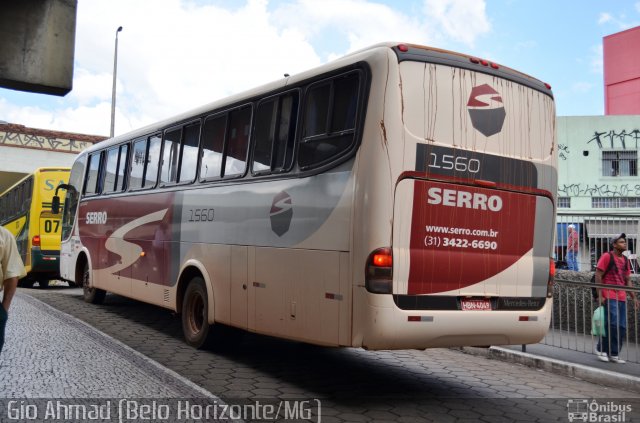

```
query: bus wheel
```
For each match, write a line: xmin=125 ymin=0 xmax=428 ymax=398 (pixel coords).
xmin=182 ymin=277 xmax=213 ymax=349
xmin=38 ymin=279 xmax=50 ymax=289
xmin=81 ymin=262 xmax=106 ymax=304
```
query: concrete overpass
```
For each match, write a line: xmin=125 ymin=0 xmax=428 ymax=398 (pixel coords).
xmin=0 ymin=0 xmax=77 ymax=96
xmin=0 ymin=123 xmax=105 ymax=193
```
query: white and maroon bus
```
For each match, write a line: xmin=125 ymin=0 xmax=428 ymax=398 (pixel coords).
xmin=54 ymin=43 xmax=557 ymax=349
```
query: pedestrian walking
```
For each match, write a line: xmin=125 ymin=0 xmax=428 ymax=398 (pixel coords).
xmin=0 ymin=225 xmax=26 ymax=353
xmin=566 ymin=224 xmax=579 ymax=271
xmin=594 ymin=233 xmax=638 ymax=363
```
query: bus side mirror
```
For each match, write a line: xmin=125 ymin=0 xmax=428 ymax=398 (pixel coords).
xmin=52 ymin=183 xmax=73 ymax=214
xmin=51 ymin=196 xmax=60 ymax=214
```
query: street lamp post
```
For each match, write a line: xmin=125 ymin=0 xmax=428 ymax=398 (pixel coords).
xmin=110 ymin=26 xmax=123 ymax=138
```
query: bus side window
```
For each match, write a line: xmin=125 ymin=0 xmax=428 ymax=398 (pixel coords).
xmin=331 ymin=74 xmax=358 ymax=132
xmin=85 ymin=152 xmax=103 ymax=196
xmin=303 ymin=82 xmax=330 ymax=138
xmin=252 ymin=92 xmax=298 ymax=175
xmin=117 ymin=144 xmax=129 ymax=191
xmin=179 ymin=121 xmax=201 ymax=183
xmin=200 ymin=115 xmax=226 ymax=180
xmin=224 ymin=106 xmax=251 ymax=178
xmin=252 ymin=99 xmax=277 ymax=173
xmin=274 ymin=93 xmax=298 ymax=171
xmin=24 ymin=178 xmax=32 ymax=211
xmin=129 ymin=139 xmax=147 ymax=190
xmin=16 ymin=184 xmax=23 ymax=216
xmin=299 ymin=71 xmax=360 ymax=169
xmin=145 ymin=135 xmax=162 ymax=188
xmin=161 ymin=127 xmax=182 ymax=185
xmin=104 ymin=147 xmax=119 ymax=193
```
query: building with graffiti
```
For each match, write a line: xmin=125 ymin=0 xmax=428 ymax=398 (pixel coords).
xmin=0 ymin=122 xmax=105 ymax=193
xmin=556 ymin=115 xmax=640 ymax=271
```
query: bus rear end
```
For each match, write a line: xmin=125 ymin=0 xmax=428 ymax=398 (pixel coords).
xmin=361 ymin=44 xmax=556 ymax=349
xmin=29 ymin=168 xmax=69 ymax=281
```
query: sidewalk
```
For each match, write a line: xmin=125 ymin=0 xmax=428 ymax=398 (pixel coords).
xmin=0 ymin=293 xmax=216 ymax=399
xmin=463 ymin=341 xmax=640 ymax=393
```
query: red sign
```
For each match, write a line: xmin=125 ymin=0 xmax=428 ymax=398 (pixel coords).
xmin=406 ymin=180 xmax=536 ymax=295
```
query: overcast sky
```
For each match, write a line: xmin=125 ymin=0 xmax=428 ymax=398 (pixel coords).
xmin=1 ymin=0 xmax=639 ymax=137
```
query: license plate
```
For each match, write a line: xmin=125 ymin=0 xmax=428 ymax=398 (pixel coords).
xmin=461 ymin=299 xmax=492 ymax=311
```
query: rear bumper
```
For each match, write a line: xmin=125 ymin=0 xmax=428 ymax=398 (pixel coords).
xmin=357 ymin=289 xmax=551 ymax=350
xmin=30 ymin=247 xmax=60 ymax=276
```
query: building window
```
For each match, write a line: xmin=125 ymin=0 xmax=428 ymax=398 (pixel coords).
xmin=602 ymin=150 xmax=637 ymax=177
xmin=592 ymin=197 xmax=640 ymax=208
xmin=557 ymin=197 xmax=571 ymax=208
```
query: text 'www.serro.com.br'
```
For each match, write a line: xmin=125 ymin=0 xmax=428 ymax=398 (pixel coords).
xmin=425 ymin=225 xmax=499 ymax=238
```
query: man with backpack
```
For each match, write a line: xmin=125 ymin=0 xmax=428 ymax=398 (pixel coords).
xmin=594 ymin=233 xmax=638 ymax=363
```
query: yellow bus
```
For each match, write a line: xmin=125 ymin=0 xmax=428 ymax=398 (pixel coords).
xmin=0 ymin=167 xmax=71 ymax=288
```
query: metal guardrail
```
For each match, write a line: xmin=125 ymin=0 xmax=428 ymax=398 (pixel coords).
xmin=556 ymin=213 xmax=639 ymax=273
xmin=544 ymin=277 xmax=640 ymax=363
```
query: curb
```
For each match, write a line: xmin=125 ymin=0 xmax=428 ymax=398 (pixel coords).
xmin=461 ymin=346 xmax=640 ymax=394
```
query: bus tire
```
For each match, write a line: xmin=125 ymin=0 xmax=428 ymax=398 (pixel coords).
xmin=38 ymin=279 xmax=49 ymax=289
xmin=81 ymin=262 xmax=106 ymax=304
xmin=182 ymin=277 xmax=214 ymax=349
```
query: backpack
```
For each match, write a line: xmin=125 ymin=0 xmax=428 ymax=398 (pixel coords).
xmin=590 ymin=252 xmax=629 ymax=300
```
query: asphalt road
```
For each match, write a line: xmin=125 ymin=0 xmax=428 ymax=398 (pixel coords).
xmin=19 ymin=286 xmax=640 ymax=422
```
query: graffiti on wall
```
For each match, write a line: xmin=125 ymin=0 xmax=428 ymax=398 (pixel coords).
xmin=558 ymin=143 xmax=570 ymax=160
xmin=587 ymin=129 xmax=640 ymax=149
xmin=558 ymin=183 xmax=640 ymax=197
xmin=0 ymin=130 xmax=93 ymax=153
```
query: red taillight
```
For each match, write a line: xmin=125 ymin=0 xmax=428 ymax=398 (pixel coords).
xmin=490 ymin=62 xmax=499 ymax=69
xmin=372 ymin=252 xmax=393 ymax=267
xmin=470 ymin=57 xmax=480 ymax=64
xmin=397 ymin=44 xmax=409 ymax=52
xmin=544 ymin=82 xmax=552 ymax=90
xmin=547 ymin=258 xmax=555 ymax=298
xmin=365 ymin=247 xmax=393 ymax=294
xmin=32 ymin=235 xmax=41 ymax=247
xmin=480 ymin=59 xmax=489 ymax=66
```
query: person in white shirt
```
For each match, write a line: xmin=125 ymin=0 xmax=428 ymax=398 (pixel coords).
xmin=0 ymin=226 xmax=27 ymax=353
